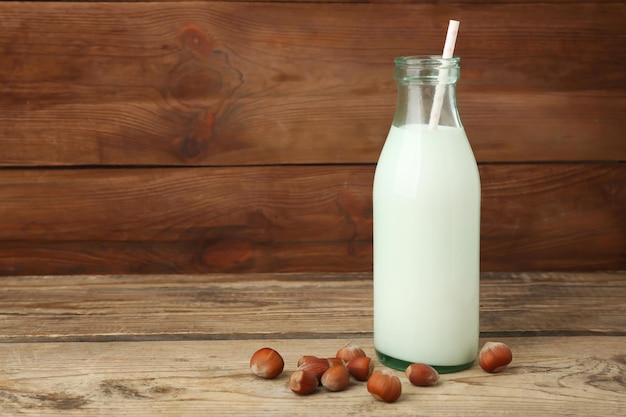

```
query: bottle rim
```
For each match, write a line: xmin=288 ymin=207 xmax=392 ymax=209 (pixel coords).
xmin=394 ymin=55 xmax=461 ymax=69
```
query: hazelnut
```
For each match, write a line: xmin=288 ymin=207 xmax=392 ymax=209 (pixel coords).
xmin=297 ymin=357 xmax=330 ymax=381
xmin=479 ymin=342 xmax=513 ymax=373
xmin=346 ymin=356 xmax=374 ymax=381
xmin=405 ymin=363 xmax=439 ymax=386
xmin=326 ymin=357 xmax=345 ymax=367
xmin=289 ymin=370 xmax=318 ymax=395
xmin=296 ymin=355 xmax=319 ymax=367
xmin=249 ymin=347 xmax=284 ymax=379
xmin=367 ymin=369 xmax=402 ymax=403
xmin=321 ymin=365 xmax=351 ymax=392
xmin=336 ymin=342 xmax=366 ymax=363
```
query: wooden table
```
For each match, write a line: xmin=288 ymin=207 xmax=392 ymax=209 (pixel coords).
xmin=0 ymin=272 xmax=624 ymax=415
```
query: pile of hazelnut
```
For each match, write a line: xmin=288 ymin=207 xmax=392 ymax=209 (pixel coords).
xmin=250 ymin=341 xmax=512 ymax=403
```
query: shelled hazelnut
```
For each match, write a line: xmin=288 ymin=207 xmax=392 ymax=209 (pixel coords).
xmin=297 ymin=356 xmax=330 ymax=382
xmin=479 ymin=342 xmax=513 ymax=373
xmin=249 ymin=347 xmax=284 ymax=379
xmin=405 ymin=363 xmax=439 ymax=386
xmin=297 ymin=355 xmax=319 ymax=367
xmin=346 ymin=356 xmax=374 ymax=381
xmin=367 ymin=369 xmax=402 ymax=403
xmin=289 ymin=370 xmax=318 ymax=395
xmin=336 ymin=342 xmax=366 ymax=363
xmin=326 ymin=357 xmax=345 ymax=367
xmin=321 ymin=365 xmax=351 ymax=392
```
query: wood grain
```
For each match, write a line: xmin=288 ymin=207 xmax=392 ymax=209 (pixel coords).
xmin=0 ymin=163 xmax=623 ymax=275
xmin=0 ymin=271 xmax=623 ymax=415
xmin=0 ymin=337 xmax=624 ymax=415
xmin=480 ymin=163 xmax=626 ymax=271
xmin=0 ymin=272 xmax=623 ymax=342
xmin=0 ymin=2 xmax=624 ymax=166
xmin=1 ymin=1 xmax=624 ymax=274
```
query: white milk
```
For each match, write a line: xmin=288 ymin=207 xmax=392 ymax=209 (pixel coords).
xmin=373 ymin=123 xmax=480 ymax=369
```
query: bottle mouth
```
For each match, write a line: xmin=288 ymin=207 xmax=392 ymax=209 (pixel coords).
xmin=394 ymin=55 xmax=461 ymax=69
xmin=394 ymin=55 xmax=460 ymax=85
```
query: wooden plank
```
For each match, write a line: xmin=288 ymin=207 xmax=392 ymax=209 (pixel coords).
xmin=1 ymin=2 xmax=624 ymax=166
xmin=480 ymin=163 xmax=626 ymax=271
xmin=0 ymin=163 xmax=624 ymax=275
xmin=0 ymin=166 xmax=374 ymax=275
xmin=0 ymin=336 xmax=623 ymax=415
xmin=0 ymin=272 xmax=623 ymax=342
xmin=479 ymin=272 xmax=626 ymax=336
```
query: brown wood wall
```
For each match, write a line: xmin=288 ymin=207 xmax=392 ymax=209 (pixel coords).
xmin=1 ymin=0 xmax=624 ymax=275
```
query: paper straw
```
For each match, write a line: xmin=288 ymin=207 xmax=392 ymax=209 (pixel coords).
xmin=428 ymin=20 xmax=460 ymax=130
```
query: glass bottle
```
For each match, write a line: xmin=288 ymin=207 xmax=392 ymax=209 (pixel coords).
xmin=373 ymin=56 xmax=481 ymax=373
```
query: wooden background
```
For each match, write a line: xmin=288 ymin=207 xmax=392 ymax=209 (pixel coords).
xmin=0 ymin=0 xmax=624 ymax=275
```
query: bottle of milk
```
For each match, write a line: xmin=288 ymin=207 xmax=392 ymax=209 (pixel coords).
xmin=373 ymin=56 xmax=481 ymax=373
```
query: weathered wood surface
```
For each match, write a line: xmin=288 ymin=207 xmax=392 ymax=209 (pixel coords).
xmin=0 ymin=272 xmax=624 ymax=415
xmin=1 ymin=2 xmax=624 ymax=166
xmin=0 ymin=272 xmax=624 ymax=342
xmin=1 ymin=164 xmax=624 ymax=275
xmin=0 ymin=337 xmax=623 ymax=416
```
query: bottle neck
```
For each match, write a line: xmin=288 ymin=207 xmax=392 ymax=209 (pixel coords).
xmin=393 ymin=83 xmax=461 ymax=127
xmin=392 ymin=56 xmax=462 ymax=129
